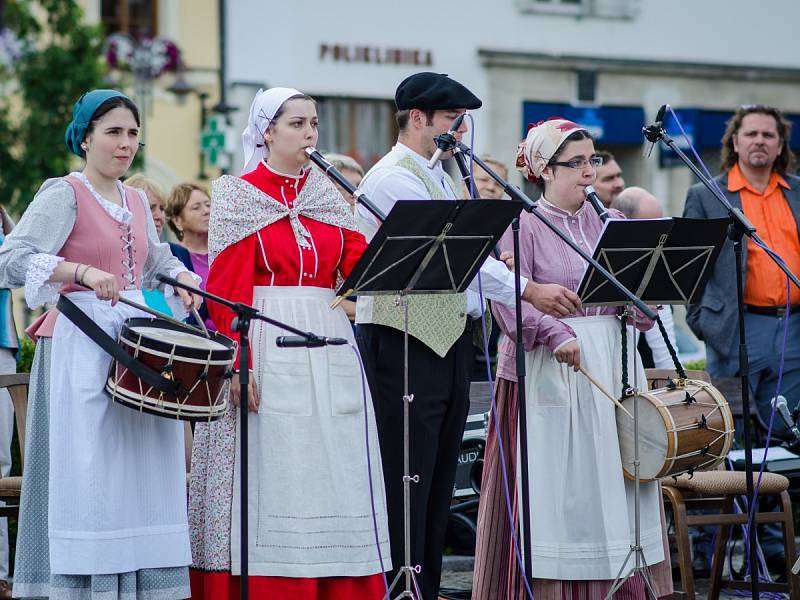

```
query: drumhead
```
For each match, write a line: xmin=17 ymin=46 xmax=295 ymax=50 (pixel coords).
xmin=617 ymin=392 xmax=670 ymax=480
xmin=129 ymin=326 xmax=229 ymax=352
xmin=120 ymin=317 xmax=235 ymax=362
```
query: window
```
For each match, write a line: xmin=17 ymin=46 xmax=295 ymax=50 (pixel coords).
xmin=315 ymin=97 xmax=397 ymax=169
xmin=516 ymin=0 xmax=639 ymax=19
xmin=101 ymin=0 xmax=158 ymax=39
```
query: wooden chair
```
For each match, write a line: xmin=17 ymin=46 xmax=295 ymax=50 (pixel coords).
xmin=646 ymin=369 xmax=800 ymax=599
xmin=0 ymin=373 xmax=29 ymax=519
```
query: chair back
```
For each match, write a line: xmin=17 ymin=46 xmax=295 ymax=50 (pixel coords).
xmin=0 ymin=373 xmax=29 ymax=472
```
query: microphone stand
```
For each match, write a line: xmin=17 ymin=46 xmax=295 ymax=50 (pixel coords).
xmin=305 ymin=147 xmax=387 ymax=222
xmin=643 ymin=119 xmax=800 ymax=600
xmin=453 ymin=143 xmax=656 ymax=320
xmin=157 ymin=275 xmax=341 ymax=600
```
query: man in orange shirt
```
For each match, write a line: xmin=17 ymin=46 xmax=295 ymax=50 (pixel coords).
xmin=684 ymin=104 xmax=800 ymax=576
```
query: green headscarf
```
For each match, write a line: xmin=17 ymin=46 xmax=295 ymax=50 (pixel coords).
xmin=64 ymin=89 xmax=133 ymax=157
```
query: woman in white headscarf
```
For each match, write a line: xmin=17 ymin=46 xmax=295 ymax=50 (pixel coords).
xmin=187 ymin=88 xmax=390 ymax=600
xmin=471 ymin=119 xmax=673 ymax=599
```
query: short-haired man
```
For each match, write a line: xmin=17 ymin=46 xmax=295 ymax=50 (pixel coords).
xmin=593 ymin=150 xmax=625 ymax=207
xmin=321 ymin=152 xmax=364 ymax=207
xmin=683 ymin=104 xmax=800 ymax=575
xmin=355 ymin=72 xmax=580 ymax=599
xmin=612 ymin=187 xmax=680 ymax=369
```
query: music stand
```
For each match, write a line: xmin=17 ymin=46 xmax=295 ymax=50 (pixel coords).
xmin=577 ymin=216 xmax=728 ymax=599
xmin=339 ymin=198 xmax=523 ymax=599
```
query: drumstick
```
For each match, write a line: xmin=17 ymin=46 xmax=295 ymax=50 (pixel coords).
xmin=77 ymin=286 xmax=206 ymax=336
xmin=191 ymin=307 xmax=211 ymax=339
xmin=577 ymin=364 xmax=633 ymax=419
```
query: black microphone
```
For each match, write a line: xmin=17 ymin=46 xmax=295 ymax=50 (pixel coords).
xmin=427 ymin=112 xmax=466 ymax=169
xmin=304 ymin=146 xmax=387 ymax=223
xmin=584 ymin=185 xmax=609 ymax=222
xmin=772 ymin=395 xmax=800 ymax=442
xmin=275 ymin=335 xmax=349 ymax=348
xmin=643 ymin=104 xmax=667 ymax=158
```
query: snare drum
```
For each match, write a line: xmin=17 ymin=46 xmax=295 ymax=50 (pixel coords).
xmin=106 ymin=318 xmax=235 ymax=421
xmin=616 ymin=379 xmax=735 ymax=481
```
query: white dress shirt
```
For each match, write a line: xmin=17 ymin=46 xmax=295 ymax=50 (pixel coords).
xmin=356 ymin=142 xmax=526 ymax=321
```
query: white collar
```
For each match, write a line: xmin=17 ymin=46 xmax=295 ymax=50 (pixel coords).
xmin=262 ymin=160 xmax=306 ymax=180
xmin=71 ymin=172 xmax=132 ymax=224
xmin=395 ymin=142 xmax=447 ymax=179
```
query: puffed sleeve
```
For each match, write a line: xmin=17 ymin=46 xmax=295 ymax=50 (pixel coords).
xmin=338 ymin=228 xmax=368 ymax=279
xmin=0 ymin=178 xmax=77 ymax=308
xmin=207 ymin=233 xmax=257 ymax=366
xmin=491 ymin=215 xmax=576 ymax=353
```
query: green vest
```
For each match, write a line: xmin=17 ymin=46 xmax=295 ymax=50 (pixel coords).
xmin=365 ymin=155 xmax=468 ymax=357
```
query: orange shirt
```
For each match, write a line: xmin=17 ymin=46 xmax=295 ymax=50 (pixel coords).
xmin=730 ymin=163 xmax=800 ymax=306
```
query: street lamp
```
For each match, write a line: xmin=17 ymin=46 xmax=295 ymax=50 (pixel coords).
xmin=103 ymin=32 xmax=182 ymax=149
xmin=168 ymin=68 xmax=237 ymax=176
xmin=168 ymin=71 xmax=211 ymax=179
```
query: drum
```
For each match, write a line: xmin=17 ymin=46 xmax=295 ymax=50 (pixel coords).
xmin=106 ymin=317 xmax=235 ymax=422
xmin=616 ymin=379 xmax=735 ymax=481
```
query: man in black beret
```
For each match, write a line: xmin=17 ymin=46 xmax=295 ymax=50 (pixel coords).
xmin=355 ymin=72 xmax=580 ymax=599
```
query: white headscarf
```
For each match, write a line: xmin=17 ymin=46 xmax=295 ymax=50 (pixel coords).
xmin=241 ymin=86 xmax=303 ymax=175
xmin=516 ymin=118 xmax=587 ymax=182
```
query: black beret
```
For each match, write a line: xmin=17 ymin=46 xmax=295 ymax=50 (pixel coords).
xmin=395 ymin=72 xmax=482 ymax=111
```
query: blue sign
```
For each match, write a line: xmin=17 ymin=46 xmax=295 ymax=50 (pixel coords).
xmin=521 ymin=102 xmax=645 ymax=145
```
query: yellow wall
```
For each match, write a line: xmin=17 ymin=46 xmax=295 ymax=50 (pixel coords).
xmin=79 ymin=0 xmax=223 ymax=191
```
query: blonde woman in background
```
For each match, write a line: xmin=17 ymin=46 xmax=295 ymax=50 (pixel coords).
xmin=166 ymin=183 xmax=215 ymax=330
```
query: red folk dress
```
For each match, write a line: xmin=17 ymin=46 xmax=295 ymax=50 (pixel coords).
xmin=188 ymin=163 xmax=389 ymax=600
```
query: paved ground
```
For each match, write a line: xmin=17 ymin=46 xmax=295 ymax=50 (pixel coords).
xmin=439 ymin=556 xmax=779 ymax=599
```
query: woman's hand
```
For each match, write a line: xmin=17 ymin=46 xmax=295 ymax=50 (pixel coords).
xmin=82 ymin=267 xmax=120 ymax=305
xmin=229 ymin=372 xmax=260 ymax=413
xmin=554 ymin=340 xmax=581 ymax=371
xmin=175 ymin=271 xmax=203 ymax=312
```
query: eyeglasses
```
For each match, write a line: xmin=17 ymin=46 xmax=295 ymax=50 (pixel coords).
xmin=549 ymin=155 xmax=603 ymax=169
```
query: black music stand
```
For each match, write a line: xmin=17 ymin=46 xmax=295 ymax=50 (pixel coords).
xmin=339 ymin=198 xmax=523 ymax=599
xmin=577 ymin=216 xmax=728 ymax=599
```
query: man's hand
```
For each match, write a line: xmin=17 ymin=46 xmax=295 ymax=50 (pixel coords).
xmin=554 ymin=340 xmax=581 ymax=371
xmin=522 ymin=281 xmax=581 ymax=317
xmin=499 ymin=250 xmax=515 ymax=271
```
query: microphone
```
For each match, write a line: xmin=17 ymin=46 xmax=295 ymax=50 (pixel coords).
xmin=304 ymin=146 xmax=387 ymax=222
xmin=427 ymin=112 xmax=466 ymax=169
xmin=772 ymin=395 xmax=800 ymax=442
xmin=643 ymin=104 xmax=667 ymax=158
xmin=584 ymin=185 xmax=609 ymax=222
xmin=275 ymin=335 xmax=349 ymax=348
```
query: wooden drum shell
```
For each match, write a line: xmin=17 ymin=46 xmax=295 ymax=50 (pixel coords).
xmin=616 ymin=379 xmax=735 ymax=482
xmin=105 ymin=318 xmax=234 ymax=422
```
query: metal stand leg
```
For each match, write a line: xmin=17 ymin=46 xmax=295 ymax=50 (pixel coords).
xmin=385 ymin=294 xmax=421 ymax=599
xmin=606 ymin=307 xmax=658 ymax=600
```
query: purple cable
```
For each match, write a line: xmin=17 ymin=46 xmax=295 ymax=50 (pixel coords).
xmin=667 ymin=107 xmax=793 ymax=590
xmin=350 ymin=343 xmax=390 ymax=596
xmin=466 ymin=114 xmax=536 ymax=600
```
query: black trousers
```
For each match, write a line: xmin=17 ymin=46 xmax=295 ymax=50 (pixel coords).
xmin=356 ymin=324 xmax=473 ymax=600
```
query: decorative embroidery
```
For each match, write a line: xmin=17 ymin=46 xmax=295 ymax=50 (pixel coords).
xmin=209 ymin=169 xmax=356 ymax=263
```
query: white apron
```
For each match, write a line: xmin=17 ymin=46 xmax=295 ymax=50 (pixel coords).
xmin=230 ymin=286 xmax=390 ymax=577
xmin=521 ymin=315 xmax=663 ymax=580
xmin=49 ymin=291 xmax=191 ymax=575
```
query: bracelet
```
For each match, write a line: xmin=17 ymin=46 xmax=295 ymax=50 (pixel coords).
xmin=73 ymin=263 xmax=82 ymax=284
xmin=78 ymin=265 xmax=92 ymax=286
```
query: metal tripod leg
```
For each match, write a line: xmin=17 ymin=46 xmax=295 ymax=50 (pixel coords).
xmin=385 ymin=294 xmax=421 ymax=600
xmin=605 ymin=307 xmax=658 ymax=600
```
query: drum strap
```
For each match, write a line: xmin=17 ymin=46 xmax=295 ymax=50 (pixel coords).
xmin=57 ymin=295 xmax=184 ymax=397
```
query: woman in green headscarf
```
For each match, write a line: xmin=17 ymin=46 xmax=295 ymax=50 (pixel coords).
xmin=0 ymin=89 xmax=201 ymax=600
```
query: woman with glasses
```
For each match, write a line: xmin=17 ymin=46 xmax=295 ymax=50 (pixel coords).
xmin=472 ymin=119 xmax=673 ymax=599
